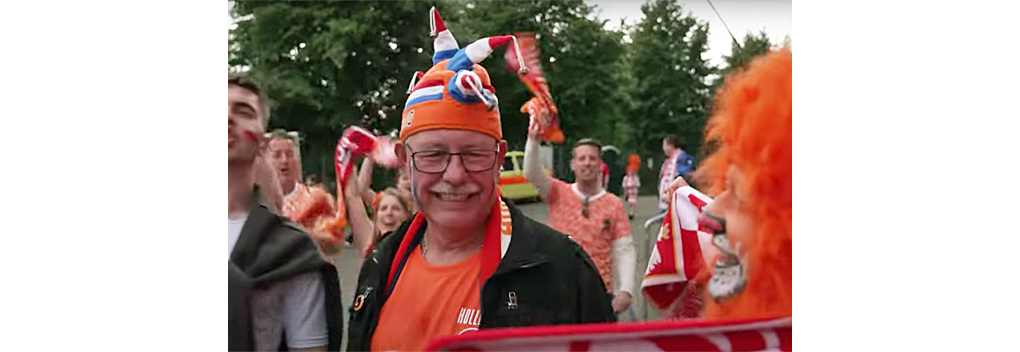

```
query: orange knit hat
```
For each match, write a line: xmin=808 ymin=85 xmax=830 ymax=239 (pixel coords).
xmin=399 ymin=7 xmax=525 ymax=142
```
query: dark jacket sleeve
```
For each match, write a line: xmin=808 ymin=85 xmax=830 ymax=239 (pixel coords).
xmin=574 ymin=248 xmax=617 ymax=323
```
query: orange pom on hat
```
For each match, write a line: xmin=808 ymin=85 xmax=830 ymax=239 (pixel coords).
xmin=399 ymin=7 xmax=523 ymax=142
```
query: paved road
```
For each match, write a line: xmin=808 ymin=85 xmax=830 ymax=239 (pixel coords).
xmin=327 ymin=194 xmax=665 ymax=349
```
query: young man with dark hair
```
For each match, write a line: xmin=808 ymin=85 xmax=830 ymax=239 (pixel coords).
xmin=228 ymin=73 xmax=343 ymax=351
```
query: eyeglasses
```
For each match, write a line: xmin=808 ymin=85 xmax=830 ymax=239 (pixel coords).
xmin=406 ymin=145 xmax=499 ymax=174
xmin=582 ymin=197 xmax=590 ymax=218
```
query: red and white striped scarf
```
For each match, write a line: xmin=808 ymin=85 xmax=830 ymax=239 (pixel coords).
xmin=424 ymin=316 xmax=791 ymax=352
xmin=642 ymin=186 xmax=717 ymax=318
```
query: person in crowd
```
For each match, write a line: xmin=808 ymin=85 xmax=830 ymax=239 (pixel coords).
xmin=658 ymin=135 xmax=682 ymax=213
xmin=347 ymin=8 xmax=615 ymax=352
xmin=524 ymin=134 xmax=638 ymax=315
xmin=356 ymin=156 xmax=418 ymax=214
xmin=342 ymin=165 xmax=413 ymax=257
xmin=621 ymin=158 xmax=641 ymax=220
xmin=266 ymin=130 xmax=343 ymax=260
xmin=228 ymin=73 xmax=343 ymax=351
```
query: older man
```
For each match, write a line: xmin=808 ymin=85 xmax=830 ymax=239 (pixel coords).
xmin=346 ymin=8 xmax=614 ymax=352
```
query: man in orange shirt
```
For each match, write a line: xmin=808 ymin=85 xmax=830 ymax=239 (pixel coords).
xmin=346 ymin=8 xmax=615 ymax=352
xmin=524 ymin=134 xmax=638 ymax=315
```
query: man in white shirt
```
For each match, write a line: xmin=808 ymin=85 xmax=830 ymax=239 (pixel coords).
xmin=228 ymin=73 xmax=342 ymax=351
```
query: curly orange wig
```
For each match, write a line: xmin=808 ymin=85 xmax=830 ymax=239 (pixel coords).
xmin=695 ymin=47 xmax=792 ymax=320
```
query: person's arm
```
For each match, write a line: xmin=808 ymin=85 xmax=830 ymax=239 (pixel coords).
xmin=358 ymin=157 xmax=376 ymax=205
xmin=610 ymin=201 xmax=637 ymax=313
xmin=523 ymin=135 xmax=552 ymax=199
xmin=344 ymin=166 xmax=376 ymax=256
xmin=281 ymin=272 xmax=329 ymax=351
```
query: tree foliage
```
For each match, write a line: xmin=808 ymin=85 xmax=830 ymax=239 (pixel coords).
xmin=230 ymin=0 xmax=444 ymax=182
xmin=227 ymin=0 xmax=757 ymax=195
xmin=626 ymin=0 xmax=714 ymax=172
xmin=710 ymin=30 xmax=775 ymax=95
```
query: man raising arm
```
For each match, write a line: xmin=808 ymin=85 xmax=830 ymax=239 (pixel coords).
xmin=523 ymin=130 xmax=637 ymax=314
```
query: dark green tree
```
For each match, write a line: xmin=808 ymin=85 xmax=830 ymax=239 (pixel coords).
xmin=710 ymin=30 xmax=775 ymax=96
xmin=229 ymin=1 xmax=448 ymax=185
xmin=627 ymin=0 xmax=715 ymax=183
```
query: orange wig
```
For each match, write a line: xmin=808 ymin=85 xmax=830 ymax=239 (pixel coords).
xmin=695 ymin=47 xmax=792 ymax=320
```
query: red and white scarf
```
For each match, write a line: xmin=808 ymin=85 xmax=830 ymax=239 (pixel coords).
xmin=423 ymin=316 xmax=791 ymax=352
xmin=642 ymin=186 xmax=717 ymax=317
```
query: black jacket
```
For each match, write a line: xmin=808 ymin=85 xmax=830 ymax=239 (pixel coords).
xmin=346 ymin=200 xmax=615 ymax=351
xmin=229 ymin=186 xmax=344 ymax=351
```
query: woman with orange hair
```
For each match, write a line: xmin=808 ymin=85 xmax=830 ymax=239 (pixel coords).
xmin=656 ymin=46 xmax=792 ymax=320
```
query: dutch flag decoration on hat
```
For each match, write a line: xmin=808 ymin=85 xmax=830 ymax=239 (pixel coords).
xmin=431 ymin=7 xmax=459 ymax=65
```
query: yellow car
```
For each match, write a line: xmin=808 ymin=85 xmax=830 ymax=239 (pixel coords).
xmin=499 ymin=151 xmax=550 ymax=201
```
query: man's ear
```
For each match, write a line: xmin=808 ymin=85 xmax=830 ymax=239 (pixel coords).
xmin=395 ymin=141 xmax=407 ymax=165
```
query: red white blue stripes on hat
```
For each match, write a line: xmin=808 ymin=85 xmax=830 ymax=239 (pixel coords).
xmin=430 ymin=7 xmax=459 ymax=65
xmin=404 ymin=85 xmax=445 ymax=109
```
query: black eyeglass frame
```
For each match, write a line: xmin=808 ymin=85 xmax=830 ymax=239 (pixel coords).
xmin=405 ymin=144 xmax=501 ymax=174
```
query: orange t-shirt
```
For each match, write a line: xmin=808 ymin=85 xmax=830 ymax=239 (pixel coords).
xmin=546 ymin=178 xmax=630 ymax=291
xmin=370 ymin=247 xmax=482 ymax=352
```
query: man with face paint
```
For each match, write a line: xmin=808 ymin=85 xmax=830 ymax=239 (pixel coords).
xmin=346 ymin=8 xmax=615 ymax=352
xmin=649 ymin=47 xmax=792 ymax=320
xmin=228 ymin=74 xmax=344 ymax=351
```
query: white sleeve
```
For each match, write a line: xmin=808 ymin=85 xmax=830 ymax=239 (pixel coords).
xmin=611 ymin=236 xmax=637 ymax=296
xmin=282 ymin=271 xmax=329 ymax=349
xmin=523 ymin=137 xmax=551 ymax=199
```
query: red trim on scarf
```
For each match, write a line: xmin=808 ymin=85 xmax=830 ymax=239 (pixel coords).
xmin=385 ymin=213 xmax=426 ymax=296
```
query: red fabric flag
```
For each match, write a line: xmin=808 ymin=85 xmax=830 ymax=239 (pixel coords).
xmin=423 ymin=317 xmax=791 ymax=352
xmin=506 ymin=33 xmax=564 ymax=143
xmin=642 ymin=186 xmax=718 ymax=318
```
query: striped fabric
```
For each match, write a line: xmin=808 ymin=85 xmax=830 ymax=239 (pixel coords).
xmin=642 ymin=186 xmax=717 ymax=316
xmin=424 ymin=317 xmax=792 ymax=352
xmin=430 ymin=7 xmax=458 ymax=64
xmin=405 ymin=85 xmax=445 ymax=109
